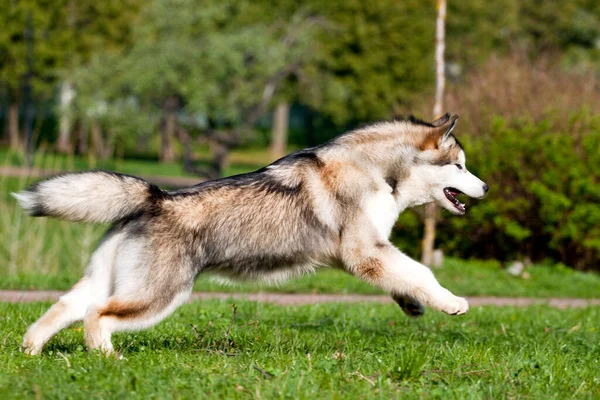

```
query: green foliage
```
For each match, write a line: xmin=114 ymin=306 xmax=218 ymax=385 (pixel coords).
xmin=0 ymin=0 xmax=64 ymax=98
xmin=300 ymin=0 xmax=435 ymax=123
xmin=446 ymin=0 xmax=600 ymax=65
xmin=1 ymin=301 xmax=599 ymax=398
xmin=0 ymin=0 xmax=140 ymax=99
xmin=446 ymin=0 xmax=519 ymax=65
xmin=516 ymin=0 xmax=600 ymax=53
xmin=71 ymin=0 xmax=322 ymax=147
xmin=439 ymin=111 xmax=600 ymax=270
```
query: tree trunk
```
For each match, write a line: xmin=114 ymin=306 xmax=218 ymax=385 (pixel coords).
xmin=421 ymin=203 xmax=438 ymax=266
xmin=422 ymin=0 xmax=447 ymax=267
xmin=270 ymin=102 xmax=290 ymax=160
xmin=160 ymin=97 xmax=178 ymax=163
xmin=209 ymin=133 xmax=230 ymax=178
xmin=432 ymin=0 xmax=447 ymax=119
xmin=305 ymin=107 xmax=316 ymax=147
xmin=90 ymin=118 xmax=107 ymax=158
xmin=56 ymin=79 xmax=75 ymax=154
xmin=76 ymin=120 xmax=89 ymax=155
xmin=8 ymin=102 xmax=21 ymax=150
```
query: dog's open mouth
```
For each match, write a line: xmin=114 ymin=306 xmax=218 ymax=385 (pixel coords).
xmin=444 ymin=187 xmax=465 ymax=213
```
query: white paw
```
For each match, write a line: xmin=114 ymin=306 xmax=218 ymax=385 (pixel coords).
xmin=22 ymin=336 xmax=43 ymax=356
xmin=429 ymin=288 xmax=469 ymax=315
xmin=100 ymin=341 xmax=114 ymax=356
xmin=439 ymin=295 xmax=469 ymax=315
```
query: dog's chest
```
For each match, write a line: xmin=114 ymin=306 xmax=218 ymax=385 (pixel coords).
xmin=363 ymin=190 xmax=400 ymax=239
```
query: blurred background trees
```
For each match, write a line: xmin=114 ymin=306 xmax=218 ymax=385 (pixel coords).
xmin=1 ymin=0 xmax=599 ymax=270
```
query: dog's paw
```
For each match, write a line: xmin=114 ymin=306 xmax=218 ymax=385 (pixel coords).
xmin=22 ymin=336 xmax=43 ymax=356
xmin=392 ymin=294 xmax=425 ymax=318
xmin=439 ymin=295 xmax=469 ymax=316
xmin=426 ymin=288 xmax=469 ymax=316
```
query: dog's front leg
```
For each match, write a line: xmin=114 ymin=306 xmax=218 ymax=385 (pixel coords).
xmin=341 ymin=242 xmax=468 ymax=315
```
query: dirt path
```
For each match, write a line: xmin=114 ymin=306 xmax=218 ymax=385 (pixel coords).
xmin=1 ymin=290 xmax=599 ymax=309
xmin=0 ymin=166 xmax=202 ymax=188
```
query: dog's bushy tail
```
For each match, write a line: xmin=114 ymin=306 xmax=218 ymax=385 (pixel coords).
xmin=13 ymin=171 xmax=165 ymax=223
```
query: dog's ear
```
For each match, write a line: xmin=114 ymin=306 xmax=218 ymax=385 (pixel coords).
xmin=435 ymin=113 xmax=459 ymax=145
xmin=419 ymin=113 xmax=459 ymax=150
xmin=431 ymin=112 xmax=451 ymax=127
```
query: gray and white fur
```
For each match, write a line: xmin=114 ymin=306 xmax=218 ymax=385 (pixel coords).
xmin=15 ymin=113 xmax=488 ymax=355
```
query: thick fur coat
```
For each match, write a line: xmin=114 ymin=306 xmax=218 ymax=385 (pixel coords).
xmin=15 ymin=113 xmax=488 ymax=355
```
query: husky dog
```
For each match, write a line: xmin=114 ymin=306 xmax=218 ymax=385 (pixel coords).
xmin=15 ymin=113 xmax=487 ymax=355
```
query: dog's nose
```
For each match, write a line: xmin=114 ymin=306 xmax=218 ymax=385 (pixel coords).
xmin=482 ymin=184 xmax=489 ymax=194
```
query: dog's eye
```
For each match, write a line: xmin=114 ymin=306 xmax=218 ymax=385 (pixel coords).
xmin=455 ymin=164 xmax=463 ymax=170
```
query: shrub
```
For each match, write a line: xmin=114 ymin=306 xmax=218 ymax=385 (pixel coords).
xmin=436 ymin=111 xmax=600 ymax=270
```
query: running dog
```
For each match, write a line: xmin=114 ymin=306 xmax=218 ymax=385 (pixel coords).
xmin=14 ymin=112 xmax=488 ymax=355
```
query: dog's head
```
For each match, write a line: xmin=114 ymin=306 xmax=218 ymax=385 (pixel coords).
xmin=403 ymin=113 xmax=488 ymax=215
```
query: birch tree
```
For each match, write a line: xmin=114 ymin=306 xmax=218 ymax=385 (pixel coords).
xmin=422 ymin=0 xmax=447 ymax=267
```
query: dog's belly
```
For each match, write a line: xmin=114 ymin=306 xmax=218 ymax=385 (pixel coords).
xmin=203 ymin=250 xmax=312 ymax=274
xmin=204 ymin=261 xmax=318 ymax=285
xmin=195 ymin=222 xmax=336 ymax=283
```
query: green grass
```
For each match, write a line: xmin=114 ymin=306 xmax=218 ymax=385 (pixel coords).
xmin=1 ymin=301 xmax=598 ymax=398
xmin=3 ymin=258 xmax=600 ymax=299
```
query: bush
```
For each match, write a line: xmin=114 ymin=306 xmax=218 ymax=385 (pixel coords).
xmin=436 ymin=111 xmax=600 ymax=270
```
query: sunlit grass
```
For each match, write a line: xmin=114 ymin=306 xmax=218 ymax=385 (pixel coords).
xmin=1 ymin=301 xmax=598 ymax=398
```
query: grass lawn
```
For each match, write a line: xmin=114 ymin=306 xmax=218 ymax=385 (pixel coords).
xmin=3 ymin=258 xmax=600 ymax=299
xmin=1 ymin=301 xmax=598 ymax=399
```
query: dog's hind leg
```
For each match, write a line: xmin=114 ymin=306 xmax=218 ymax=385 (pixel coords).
xmin=22 ymin=233 xmax=120 ymax=355
xmin=22 ymin=277 xmax=92 ymax=355
xmin=84 ymin=285 xmax=192 ymax=355
xmin=82 ymin=241 xmax=194 ymax=354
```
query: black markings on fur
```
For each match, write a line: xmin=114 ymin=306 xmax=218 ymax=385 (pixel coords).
xmin=168 ymin=151 xmax=322 ymax=200
xmin=394 ymin=113 xmax=456 ymax=131
xmin=255 ymin=179 xmax=302 ymax=196
xmin=407 ymin=115 xmax=436 ymax=128
xmin=392 ymin=294 xmax=425 ymax=318
xmin=203 ymin=252 xmax=305 ymax=275
xmin=272 ymin=150 xmax=324 ymax=168
xmin=453 ymin=135 xmax=464 ymax=150
xmin=21 ymin=178 xmax=51 ymax=217
xmin=170 ymin=172 xmax=303 ymax=198
xmin=392 ymin=294 xmax=406 ymax=307
xmin=430 ymin=155 xmax=455 ymax=166
xmin=394 ymin=115 xmax=440 ymax=128
xmin=148 ymin=183 xmax=166 ymax=201
xmin=385 ymin=176 xmax=398 ymax=195
xmin=28 ymin=203 xmax=48 ymax=217
xmin=23 ymin=185 xmax=48 ymax=217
